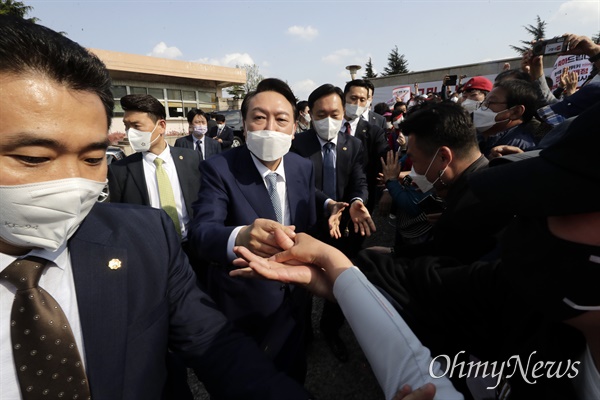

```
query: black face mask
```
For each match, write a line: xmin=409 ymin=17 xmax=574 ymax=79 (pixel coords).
xmin=501 ymin=216 xmax=600 ymax=322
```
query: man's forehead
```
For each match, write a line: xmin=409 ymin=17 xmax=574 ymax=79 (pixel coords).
xmin=347 ymin=86 xmax=368 ymax=96
xmin=248 ymin=91 xmax=293 ymax=114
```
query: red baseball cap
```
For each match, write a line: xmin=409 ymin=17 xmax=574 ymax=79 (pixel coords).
xmin=462 ymin=76 xmax=493 ymax=92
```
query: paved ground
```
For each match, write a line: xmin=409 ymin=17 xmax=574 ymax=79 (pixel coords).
xmin=189 ymin=209 xmax=396 ymax=399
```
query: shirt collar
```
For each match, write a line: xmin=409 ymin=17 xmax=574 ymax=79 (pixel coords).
xmin=143 ymin=144 xmax=172 ymax=165
xmin=250 ymin=152 xmax=287 ymax=182
xmin=1 ymin=242 xmax=69 ymax=271
xmin=316 ymin=132 xmax=339 ymax=148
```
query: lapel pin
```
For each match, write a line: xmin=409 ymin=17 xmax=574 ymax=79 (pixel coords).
xmin=179 ymin=155 xmax=183 ymax=160
xmin=108 ymin=259 xmax=122 ymax=270
xmin=342 ymin=147 xmax=348 ymax=151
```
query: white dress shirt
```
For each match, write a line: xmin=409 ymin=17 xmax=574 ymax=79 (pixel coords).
xmin=142 ymin=145 xmax=190 ymax=239
xmin=333 ymin=267 xmax=463 ymax=400
xmin=1 ymin=246 xmax=87 ymax=399
xmin=226 ymin=154 xmax=290 ymax=262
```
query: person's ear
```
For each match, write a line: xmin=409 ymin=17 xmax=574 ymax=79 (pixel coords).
xmin=506 ymin=105 xmax=525 ymax=121
xmin=438 ymin=146 xmax=453 ymax=168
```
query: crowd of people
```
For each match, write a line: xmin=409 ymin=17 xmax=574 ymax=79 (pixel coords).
xmin=1 ymin=14 xmax=599 ymax=400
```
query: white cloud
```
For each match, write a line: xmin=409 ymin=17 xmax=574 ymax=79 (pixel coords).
xmin=194 ymin=52 xmax=254 ymax=67
xmin=323 ymin=49 xmax=358 ymax=64
xmin=286 ymin=25 xmax=319 ymax=41
xmin=147 ymin=42 xmax=182 ymax=59
xmin=262 ymin=61 xmax=271 ymax=67
xmin=291 ymin=79 xmax=317 ymax=100
xmin=549 ymin=1 xmax=599 ymax=31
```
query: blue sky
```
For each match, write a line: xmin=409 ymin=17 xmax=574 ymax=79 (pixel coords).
xmin=28 ymin=0 xmax=599 ymax=100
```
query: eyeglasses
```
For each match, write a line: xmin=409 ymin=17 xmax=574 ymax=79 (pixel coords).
xmin=479 ymin=100 xmax=507 ymax=111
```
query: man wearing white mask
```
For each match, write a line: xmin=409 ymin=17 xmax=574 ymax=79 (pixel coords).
xmin=291 ymin=83 xmax=375 ymax=362
xmin=341 ymin=79 xmax=389 ymax=213
xmin=296 ymin=100 xmax=311 ymax=133
xmin=474 ymin=80 xmax=538 ymax=158
xmin=361 ymin=80 xmax=387 ymax=129
xmin=397 ymin=102 xmax=511 ymax=263
xmin=189 ymin=78 xmax=316 ymax=383
xmin=175 ymin=108 xmax=222 ymax=160
xmin=108 ymin=95 xmax=201 ymax=245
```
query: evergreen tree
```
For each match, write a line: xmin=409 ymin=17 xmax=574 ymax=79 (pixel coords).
xmin=0 ymin=0 xmax=38 ymax=22
xmin=382 ymin=46 xmax=409 ymax=76
xmin=362 ymin=57 xmax=377 ymax=79
xmin=510 ymin=15 xmax=547 ymax=55
xmin=226 ymin=64 xmax=264 ymax=97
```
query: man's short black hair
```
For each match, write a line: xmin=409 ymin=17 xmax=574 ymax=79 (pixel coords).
xmin=394 ymin=101 xmax=407 ymax=110
xmin=0 ymin=16 xmax=114 ymax=128
xmin=121 ymin=94 xmax=166 ymax=122
xmin=400 ymin=102 xmax=478 ymax=159
xmin=343 ymin=79 xmax=371 ymax=96
xmin=186 ymin=108 xmax=208 ymax=125
xmin=241 ymin=78 xmax=298 ymax=122
xmin=494 ymin=79 xmax=541 ymax=123
xmin=215 ymin=114 xmax=226 ymax=123
xmin=297 ymin=100 xmax=309 ymax=112
xmin=364 ymin=80 xmax=375 ymax=96
xmin=494 ymin=69 xmax=533 ymax=85
xmin=308 ymin=84 xmax=345 ymax=110
xmin=373 ymin=102 xmax=390 ymax=116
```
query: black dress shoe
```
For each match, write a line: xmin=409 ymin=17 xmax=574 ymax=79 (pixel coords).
xmin=323 ymin=333 xmax=349 ymax=362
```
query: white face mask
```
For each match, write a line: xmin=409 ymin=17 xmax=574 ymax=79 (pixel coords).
xmin=302 ymin=113 xmax=311 ymax=123
xmin=0 ymin=178 xmax=106 ymax=252
xmin=386 ymin=122 xmax=393 ymax=130
xmin=345 ymin=103 xmax=367 ymax=120
xmin=313 ymin=117 xmax=343 ymax=141
xmin=246 ymin=130 xmax=292 ymax=162
xmin=217 ymin=123 xmax=225 ymax=129
xmin=473 ymin=107 xmax=509 ymax=133
xmin=409 ymin=148 xmax=446 ymax=193
xmin=127 ymin=121 xmax=160 ymax=152
xmin=192 ymin=125 xmax=208 ymax=138
xmin=461 ymin=99 xmax=481 ymax=113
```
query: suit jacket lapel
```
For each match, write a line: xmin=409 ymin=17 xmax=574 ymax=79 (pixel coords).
xmin=126 ymin=153 xmax=151 ymax=206
xmin=232 ymin=147 xmax=278 ymax=221
xmin=171 ymin=146 xmax=197 ymax=217
xmin=70 ymin=210 xmax=128 ymax=397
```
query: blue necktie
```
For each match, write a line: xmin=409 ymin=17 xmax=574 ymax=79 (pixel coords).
xmin=265 ymin=173 xmax=283 ymax=224
xmin=323 ymin=142 xmax=336 ymax=200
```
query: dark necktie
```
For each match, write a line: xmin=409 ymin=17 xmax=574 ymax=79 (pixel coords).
xmin=265 ymin=173 xmax=283 ymax=224
xmin=344 ymin=122 xmax=352 ymax=136
xmin=196 ymin=140 xmax=204 ymax=161
xmin=323 ymin=142 xmax=336 ymax=200
xmin=1 ymin=257 xmax=91 ymax=399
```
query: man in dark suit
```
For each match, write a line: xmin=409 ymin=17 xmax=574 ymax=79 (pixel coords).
xmin=341 ymin=79 xmax=389 ymax=212
xmin=207 ymin=113 xmax=234 ymax=150
xmin=108 ymin=95 xmax=201 ymax=246
xmin=174 ymin=108 xmax=222 ymax=160
xmin=291 ymin=84 xmax=375 ymax=362
xmin=190 ymin=79 xmax=316 ymax=383
xmin=0 ymin=16 xmax=310 ymax=399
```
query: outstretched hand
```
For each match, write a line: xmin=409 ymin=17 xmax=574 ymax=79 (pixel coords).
xmin=231 ymin=230 xmax=353 ymax=300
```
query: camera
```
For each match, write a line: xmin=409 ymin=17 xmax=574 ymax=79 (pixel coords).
xmin=532 ymin=37 xmax=569 ymax=56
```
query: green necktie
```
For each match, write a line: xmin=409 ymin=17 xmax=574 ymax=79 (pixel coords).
xmin=153 ymin=157 xmax=181 ymax=236
xmin=1 ymin=257 xmax=91 ymax=399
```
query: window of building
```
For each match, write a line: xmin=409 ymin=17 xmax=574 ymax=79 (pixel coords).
xmin=148 ymin=88 xmax=164 ymax=99
xmin=131 ymin=87 xmax=147 ymax=95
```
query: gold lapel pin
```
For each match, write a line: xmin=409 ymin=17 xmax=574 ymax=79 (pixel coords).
xmin=179 ymin=155 xmax=183 ymax=160
xmin=342 ymin=147 xmax=348 ymax=151
xmin=108 ymin=259 xmax=122 ymax=270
